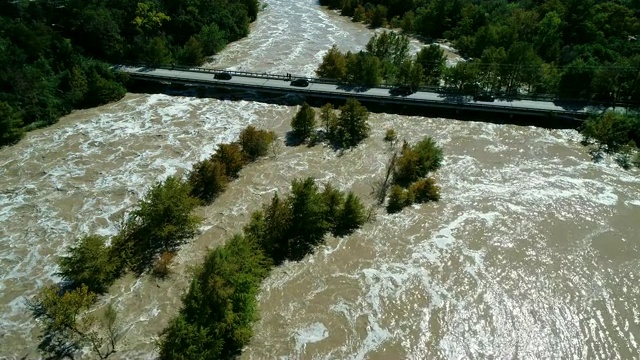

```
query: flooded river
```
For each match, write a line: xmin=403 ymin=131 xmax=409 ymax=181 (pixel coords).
xmin=1 ymin=0 xmax=639 ymax=358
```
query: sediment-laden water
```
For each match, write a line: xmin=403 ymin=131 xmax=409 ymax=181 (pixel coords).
xmin=1 ymin=0 xmax=638 ymax=359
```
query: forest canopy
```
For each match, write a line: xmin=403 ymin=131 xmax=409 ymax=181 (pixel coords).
xmin=319 ymin=0 xmax=640 ymax=103
xmin=0 ymin=0 xmax=260 ymax=146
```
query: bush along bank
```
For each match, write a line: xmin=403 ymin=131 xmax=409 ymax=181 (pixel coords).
xmin=27 ymin=125 xmax=277 ymax=359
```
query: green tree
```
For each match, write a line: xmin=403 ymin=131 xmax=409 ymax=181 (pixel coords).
xmin=319 ymin=103 xmax=338 ymax=136
xmin=179 ymin=36 xmax=205 ymax=66
xmin=291 ymin=102 xmax=317 ymax=141
xmin=286 ymin=178 xmax=329 ymax=260
xmin=57 ymin=235 xmax=121 ymax=294
xmin=187 ymin=159 xmax=228 ymax=204
xmin=334 ymin=98 xmax=370 ymax=147
xmin=365 ymin=31 xmax=410 ymax=66
xmin=386 ymin=185 xmax=407 ymax=213
xmin=142 ymin=36 xmax=173 ymax=66
xmin=408 ymin=178 xmax=440 ymax=203
xmin=396 ymin=60 xmax=424 ymax=90
xmin=239 ymin=125 xmax=276 ymax=162
xmin=213 ymin=143 xmax=245 ymax=178
xmin=316 ymin=45 xmax=347 ymax=80
xmin=198 ymin=24 xmax=228 ymax=55
xmin=444 ymin=62 xmax=479 ymax=93
xmin=334 ymin=192 xmax=366 ymax=236
xmin=248 ymin=193 xmax=292 ymax=264
xmin=320 ymin=183 xmax=345 ymax=233
xmin=0 ymin=101 xmax=24 ymax=146
xmin=121 ymin=176 xmax=201 ymax=273
xmin=416 ymin=45 xmax=446 ymax=86
xmin=159 ymin=234 xmax=271 ymax=359
xmin=394 ymin=137 xmax=443 ymax=187
xmin=370 ymin=5 xmax=388 ymax=28
xmin=28 ymin=285 xmax=122 ymax=359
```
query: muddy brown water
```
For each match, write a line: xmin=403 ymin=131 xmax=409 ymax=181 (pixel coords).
xmin=1 ymin=0 xmax=639 ymax=359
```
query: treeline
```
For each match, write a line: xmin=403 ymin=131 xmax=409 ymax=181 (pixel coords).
xmin=28 ymin=125 xmax=277 ymax=359
xmin=581 ymin=110 xmax=640 ymax=168
xmin=0 ymin=0 xmax=260 ymax=146
xmin=319 ymin=0 xmax=640 ymax=103
xmin=158 ymin=177 xmax=368 ymax=358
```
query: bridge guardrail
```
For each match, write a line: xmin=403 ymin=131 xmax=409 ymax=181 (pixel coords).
xmin=124 ymin=71 xmax=586 ymax=118
xmin=116 ymin=63 xmax=640 ymax=108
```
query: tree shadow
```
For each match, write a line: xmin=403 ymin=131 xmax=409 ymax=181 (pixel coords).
xmin=284 ymin=130 xmax=305 ymax=147
xmin=336 ymin=84 xmax=372 ymax=93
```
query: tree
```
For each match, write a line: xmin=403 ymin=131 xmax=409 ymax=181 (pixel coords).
xmin=291 ymin=102 xmax=317 ymax=141
xmin=0 ymin=101 xmax=24 ymax=146
xmin=316 ymin=45 xmax=347 ymax=80
xmin=396 ymin=60 xmax=424 ymax=90
xmin=365 ymin=31 xmax=409 ymax=66
xmin=416 ymin=45 xmax=446 ymax=86
xmin=334 ymin=192 xmax=366 ymax=236
xmin=386 ymin=185 xmax=407 ymax=213
xmin=248 ymin=193 xmax=292 ymax=264
xmin=57 ymin=235 xmax=121 ymax=294
xmin=408 ymin=177 xmax=440 ymax=203
xmin=187 ymin=159 xmax=228 ymax=204
xmin=394 ymin=137 xmax=443 ymax=186
xmin=321 ymin=183 xmax=345 ymax=233
xmin=212 ymin=143 xmax=245 ymax=178
xmin=142 ymin=36 xmax=173 ymax=66
xmin=198 ymin=24 xmax=228 ymax=55
xmin=159 ymin=234 xmax=271 ymax=359
xmin=28 ymin=285 xmax=123 ymax=359
xmin=121 ymin=176 xmax=201 ymax=273
xmin=239 ymin=125 xmax=276 ymax=162
xmin=370 ymin=5 xmax=388 ymax=28
xmin=444 ymin=62 xmax=479 ymax=93
xmin=286 ymin=178 xmax=329 ymax=260
xmin=179 ymin=36 xmax=205 ymax=65
xmin=334 ymin=98 xmax=370 ymax=147
xmin=319 ymin=103 xmax=338 ymax=136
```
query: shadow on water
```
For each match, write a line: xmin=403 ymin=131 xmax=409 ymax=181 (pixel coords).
xmin=126 ymin=80 xmax=585 ymax=130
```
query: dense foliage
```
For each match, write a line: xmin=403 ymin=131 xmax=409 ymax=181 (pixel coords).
xmin=188 ymin=126 xmax=277 ymax=204
xmin=580 ymin=110 xmax=640 ymax=168
xmin=386 ymin=136 xmax=443 ymax=213
xmin=319 ymin=0 xmax=640 ymax=104
xmin=0 ymin=0 xmax=259 ymax=146
xmin=159 ymin=178 xmax=368 ymax=358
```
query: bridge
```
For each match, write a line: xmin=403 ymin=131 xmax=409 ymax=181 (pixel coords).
xmin=115 ymin=64 xmax=602 ymax=122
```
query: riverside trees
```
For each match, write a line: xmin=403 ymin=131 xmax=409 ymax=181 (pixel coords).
xmin=31 ymin=125 xmax=277 ymax=358
xmin=159 ymin=178 xmax=368 ymax=359
xmin=0 ymin=0 xmax=260 ymax=146
xmin=318 ymin=0 xmax=640 ymax=105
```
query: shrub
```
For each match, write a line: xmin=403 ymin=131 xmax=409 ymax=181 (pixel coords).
xmin=384 ymin=128 xmax=397 ymax=142
xmin=394 ymin=136 xmax=443 ymax=186
xmin=633 ymin=152 xmax=640 ymax=168
xmin=57 ymin=235 xmax=121 ymax=294
xmin=187 ymin=159 xmax=229 ymax=204
xmin=386 ymin=185 xmax=407 ymax=213
xmin=0 ymin=102 xmax=24 ymax=147
xmin=330 ymin=98 xmax=370 ymax=148
xmin=239 ymin=125 xmax=276 ymax=161
xmin=408 ymin=177 xmax=440 ymax=203
xmin=213 ymin=143 xmax=245 ymax=178
xmin=152 ymin=251 xmax=175 ymax=279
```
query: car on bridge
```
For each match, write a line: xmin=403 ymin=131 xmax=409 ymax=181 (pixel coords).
xmin=473 ymin=93 xmax=495 ymax=102
xmin=390 ymin=85 xmax=415 ymax=96
xmin=214 ymin=72 xmax=233 ymax=80
xmin=290 ymin=78 xmax=310 ymax=87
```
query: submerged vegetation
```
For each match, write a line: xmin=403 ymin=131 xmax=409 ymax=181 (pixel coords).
xmin=319 ymin=0 xmax=640 ymax=104
xmin=158 ymin=177 xmax=368 ymax=359
xmin=580 ymin=110 xmax=640 ymax=168
xmin=0 ymin=0 xmax=260 ymax=146
xmin=29 ymin=125 xmax=277 ymax=358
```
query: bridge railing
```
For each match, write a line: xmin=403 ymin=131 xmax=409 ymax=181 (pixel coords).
xmin=116 ymin=63 xmax=640 ymax=108
xmin=124 ymin=71 xmax=588 ymax=119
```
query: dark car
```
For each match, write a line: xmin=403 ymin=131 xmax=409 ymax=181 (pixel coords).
xmin=290 ymin=78 xmax=310 ymax=87
xmin=473 ymin=93 xmax=495 ymax=102
xmin=214 ymin=72 xmax=232 ymax=80
xmin=390 ymin=85 xmax=415 ymax=96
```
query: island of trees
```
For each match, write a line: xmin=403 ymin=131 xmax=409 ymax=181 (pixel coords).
xmin=0 ymin=0 xmax=261 ymax=146
xmin=319 ymin=0 xmax=640 ymax=104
